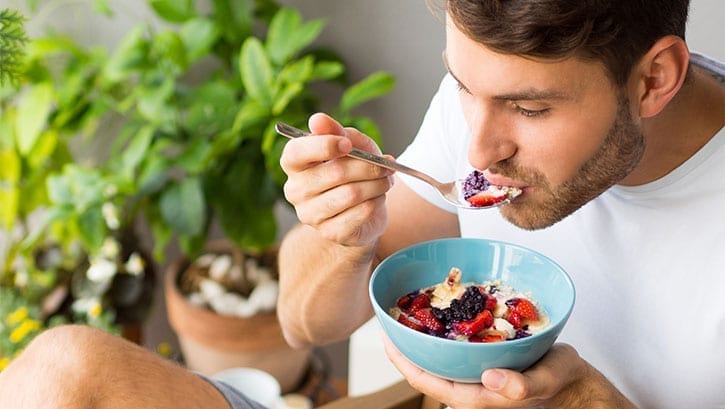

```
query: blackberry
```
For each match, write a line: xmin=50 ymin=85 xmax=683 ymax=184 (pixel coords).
xmin=514 ymin=329 xmax=532 ymax=339
xmin=462 ymin=170 xmax=490 ymax=199
xmin=432 ymin=286 xmax=486 ymax=326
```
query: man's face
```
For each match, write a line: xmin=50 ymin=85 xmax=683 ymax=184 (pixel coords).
xmin=445 ymin=17 xmax=645 ymax=230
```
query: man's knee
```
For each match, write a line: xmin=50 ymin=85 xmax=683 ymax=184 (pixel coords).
xmin=20 ymin=324 xmax=108 ymax=375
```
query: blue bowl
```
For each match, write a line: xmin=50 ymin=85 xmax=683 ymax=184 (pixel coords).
xmin=369 ymin=238 xmax=575 ymax=383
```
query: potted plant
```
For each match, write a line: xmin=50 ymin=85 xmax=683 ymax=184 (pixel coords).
xmin=0 ymin=6 xmax=154 ymax=371
xmin=1 ymin=0 xmax=395 ymax=390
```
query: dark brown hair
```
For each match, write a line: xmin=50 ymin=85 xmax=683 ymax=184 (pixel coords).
xmin=444 ymin=0 xmax=690 ymax=86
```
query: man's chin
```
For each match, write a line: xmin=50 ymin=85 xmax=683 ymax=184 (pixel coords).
xmin=499 ymin=201 xmax=568 ymax=231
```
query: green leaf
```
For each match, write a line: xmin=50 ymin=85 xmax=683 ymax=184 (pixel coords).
xmin=183 ymin=80 xmax=237 ymax=136
xmin=311 ymin=60 xmax=345 ymax=81
xmin=148 ymin=0 xmax=196 ymax=23
xmin=180 ymin=18 xmax=220 ymax=63
xmin=119 ymin=126 xmax=154 ymax=180
xmin=279 ymin=56 xmax=314 ymax=84
xmin=0 ymin=183 xmax=20 ymax=229
xmin=177 ymin=139 xmax=212 ymax=174
xmin=239 ymin=37 xmax=275 ymax=108
xmin=26 ymin=130 xmax=58 ymax=170
xmin=160 ymin=177 xmax=206 ymax=236
xmin=340 ymin=71 xmax=395 ymax=114
xmin=211 ymin=0 xmax=253 ymax=43
xmin=272 ymin=82 xmax=303 ymax=115
xmin=76 ymin=205 xmax=106 ymax=250
xmin=15 ymin=82 xmax=54 ymax=155
xmin=136 ymin=77 xmax=177 ymax=126
xmin=232 ymin=99 xmax=270 ymax=132
xmin=103 ymin=26 xmax=148 ymax=83
xmin=266 ymin=8 xmax=325 ymax=65
xmin=151 ymin=30 xmax=189 ymax=73
xmin=0 ymin=148 xmax=21 ymax=183
xmin=93 ymin=0 xmax=113 ymax=16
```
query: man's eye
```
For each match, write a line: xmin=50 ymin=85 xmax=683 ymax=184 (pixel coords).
xmin=456 ymin=81 xmax=472 ymax=95
xmin=516 ymin=105 xmax=549 ymax=118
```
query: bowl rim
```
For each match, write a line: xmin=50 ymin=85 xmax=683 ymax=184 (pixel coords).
xmin=369 ymin=237 xmax=576 ymax=347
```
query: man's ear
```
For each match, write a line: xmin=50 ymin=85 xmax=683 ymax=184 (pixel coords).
xmin=632 ymin=35 xmax=690 ymax=118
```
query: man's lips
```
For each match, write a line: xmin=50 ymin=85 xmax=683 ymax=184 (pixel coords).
xmin=482 ymin=171 xmax=526 ymax=189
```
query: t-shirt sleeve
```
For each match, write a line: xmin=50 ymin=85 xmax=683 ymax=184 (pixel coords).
xmin=396 ymin=74 xmax=470 ymax=213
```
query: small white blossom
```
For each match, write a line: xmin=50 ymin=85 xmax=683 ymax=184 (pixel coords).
xmin=102 ymin=202 xmax=120 ymax=230
xmin=125 ymin=252 xmax=145 ymax=276
xmin=100 ymin=237 xmax=120 ymax=259
xmin=72 ymin=296 xmax=102 ymax=317
xmin=13 ymin=268 xmax=29 ymax=287
xmin=87 ymin=257 xmax=117 ymax=283
xmin=103 ymin=184 xmax=118 ymax=198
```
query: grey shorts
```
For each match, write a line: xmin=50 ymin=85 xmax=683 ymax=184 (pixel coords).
xmin=197 ymin=373 xmax=269 ymax=409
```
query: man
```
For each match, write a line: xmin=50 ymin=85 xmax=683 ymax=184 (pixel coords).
xmin=277 ymin=0 xmax=724 ymax=408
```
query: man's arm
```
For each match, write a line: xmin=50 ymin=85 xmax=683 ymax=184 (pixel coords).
xmin=277 ymin=178 xmax=459 ymax=348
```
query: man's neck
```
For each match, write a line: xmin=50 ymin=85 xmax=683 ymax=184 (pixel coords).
xmin=619 ymin=65 xmax=725 ymax=186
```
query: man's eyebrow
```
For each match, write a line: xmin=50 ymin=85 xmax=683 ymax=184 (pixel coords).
xmin=442 ymin=50 xmax=571 ymax=101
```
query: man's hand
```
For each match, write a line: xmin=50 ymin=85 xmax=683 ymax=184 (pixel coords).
xmin=382 ymin=336 xmax=637 ymax=408
xmin=280 ymin=112 xmax=394 ymax=247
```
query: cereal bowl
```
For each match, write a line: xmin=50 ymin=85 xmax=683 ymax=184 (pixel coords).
xmin=369 ymin=238 xmax=575 ymax=383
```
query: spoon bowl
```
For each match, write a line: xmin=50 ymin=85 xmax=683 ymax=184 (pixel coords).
xmin=275 ymin=122 xmax=519 ymax=210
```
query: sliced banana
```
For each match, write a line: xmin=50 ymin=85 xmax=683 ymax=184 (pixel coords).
xmin=430 ymin=267 xmax=466 ymax=308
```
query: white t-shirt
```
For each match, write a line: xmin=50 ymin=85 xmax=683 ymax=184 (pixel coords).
xmin=391 ymin=60 xmax=725 ymax=407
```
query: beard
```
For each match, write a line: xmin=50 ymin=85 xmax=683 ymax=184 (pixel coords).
xmin=497 ymin=96 xmax=645 ymax=230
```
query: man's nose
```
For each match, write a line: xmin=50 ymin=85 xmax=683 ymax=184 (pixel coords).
xmin=466 ymin=109 xmax=517 ymax=170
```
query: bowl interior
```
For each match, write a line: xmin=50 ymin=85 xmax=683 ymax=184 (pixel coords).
xmin=369 ymin=238 xmax=575 ymax=381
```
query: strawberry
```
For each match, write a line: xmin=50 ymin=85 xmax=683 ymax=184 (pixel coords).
xmin=451 ymin=309 xmax=494 ymax=336
xmin=484 ymin=295 xmax=497 ymax=312
xmin=505 ymin=298 xmax=539 ymax=321
xmin=466 ymin=191 xmax=506 ymax=207
xmin=396 ymin=293 xmax=415 ymax=309
xmin=397 ymin=313 xmax=426 ymax=332
xmin=408 ymin=293 xmax=431 ymax=313
xmin=507 ymin=311 xmax=523 ymax=329
xmin=412 ymin=308 xmax=445 ymax=335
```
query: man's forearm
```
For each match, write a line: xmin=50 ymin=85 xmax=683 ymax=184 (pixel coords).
xmin=277 ymin=224 xmax=378 ymax=348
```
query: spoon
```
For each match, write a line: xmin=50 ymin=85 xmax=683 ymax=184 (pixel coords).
xmin=275 ymin=122 xmax=520 ymax=209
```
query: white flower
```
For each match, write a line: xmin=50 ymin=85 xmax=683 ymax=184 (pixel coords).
xmin=125 ymin=252 xmax=145 ymax=276
xmin=100 ymin=237 xmax=120 ymax=259
xmin=103 ymin=184 xmax=118 ymax=198
xmin=102 ymin=202 xmax=120 ymax=230
xmin=72 ymin=297 xmax=103 ymax=318
xmin=13 ymin=268 xmax=29 ymax=287
xmin=87 ymin=257 xmax=117 ymax=283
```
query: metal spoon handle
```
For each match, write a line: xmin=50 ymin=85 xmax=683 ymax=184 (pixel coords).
xmin=275 ymin=122 xmax=443 ymax=188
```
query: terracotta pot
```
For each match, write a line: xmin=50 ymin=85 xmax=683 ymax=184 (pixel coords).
xmin=165 ymin=242 xmax=310 ymax=393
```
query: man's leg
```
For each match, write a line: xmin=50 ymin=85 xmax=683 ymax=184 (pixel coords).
xmin=0 ymin=324 xmax=232 ymax=409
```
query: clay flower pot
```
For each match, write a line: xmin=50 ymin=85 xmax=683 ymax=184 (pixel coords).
xmin=164 ymin=241 xmax=310 ymax=393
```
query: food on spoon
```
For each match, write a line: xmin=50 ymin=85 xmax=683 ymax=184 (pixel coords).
xmin=389 ymin=267 xmax=549 ymax=342
xmin=462 ymin=170 xmax=522 ymax=207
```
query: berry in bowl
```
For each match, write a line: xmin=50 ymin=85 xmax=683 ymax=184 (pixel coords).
xmin=369 ymin=238 xmax=575 ymax=383
xmin=391 ymin=267 xmax=550 ymax=343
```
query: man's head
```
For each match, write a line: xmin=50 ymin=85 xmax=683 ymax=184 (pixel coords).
xmin=445 ymin=0 xmax=690 ymax=86
xmin=440 ymin=0 xmax=691 ymax=230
